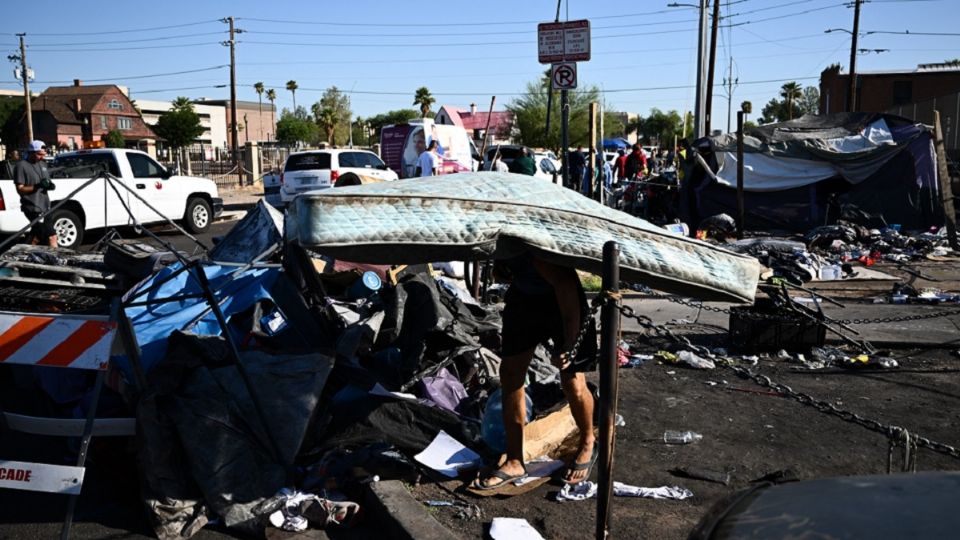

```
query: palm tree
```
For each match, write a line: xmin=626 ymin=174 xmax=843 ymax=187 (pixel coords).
xmin=254 ymin=82 xmax=265 ymax=141
xmin=266 ymin=89 xmax=277 ymax=141
xmin=286 ymin=80 xmax=299 ymax=110
xmin=413 ymin=86 xmax=435 ymax=118
xmin=780 ymin=82 xmax=802 ymax=120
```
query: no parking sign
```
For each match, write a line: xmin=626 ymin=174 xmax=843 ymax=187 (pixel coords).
xmin=552 ymin=62 xmax=577 ymax=90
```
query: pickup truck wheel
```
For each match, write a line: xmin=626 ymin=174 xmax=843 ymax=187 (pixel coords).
xmin=183 ymin=197 xmax=212 ymax=234
xmin=48 ymin=209 xmax=83 ymax=248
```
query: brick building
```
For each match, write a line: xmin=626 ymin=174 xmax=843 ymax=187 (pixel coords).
xmin=192 ymin=98 xmax=276 ymax=148
xmin=819 ymin=62 xmax=960 ymax=114
xmin=30 ymin=80 xmax=155 ymax=150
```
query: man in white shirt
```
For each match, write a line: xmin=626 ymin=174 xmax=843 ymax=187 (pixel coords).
xmin=417 ymin=140 xmax=439 ymax=177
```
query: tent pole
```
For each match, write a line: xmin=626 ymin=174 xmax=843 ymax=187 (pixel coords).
xmin=934 ymin=111 xmax=958 ymax=249
xmin=736 ymin=111 xmax=745 ymax=239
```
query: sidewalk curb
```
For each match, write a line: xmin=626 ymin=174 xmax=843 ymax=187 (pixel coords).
xmin=363 ymin=480 xmax=460 ymax=540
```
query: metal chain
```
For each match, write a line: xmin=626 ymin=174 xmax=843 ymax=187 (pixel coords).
xmin=836 ymin=307 xmax=960 ymax=325
xmin=727 ymin=364 xmax=960 ymax=461
xmin=555 ymin=296 xmax=604 ymax=363
xmin=614 ymin=302 xmax=960 ymax=462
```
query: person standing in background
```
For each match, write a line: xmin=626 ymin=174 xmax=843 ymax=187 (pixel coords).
xmin=1 ymin=148 xmax=20 ymax=180
xmin=14 ymin=141 xmax=57 ymax=247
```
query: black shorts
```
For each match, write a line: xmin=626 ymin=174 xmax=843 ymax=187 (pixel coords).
xmin=23 ymin=210 xmax=55 ymax=241
xmin=501 ymin=286 xmax=598 ymax=372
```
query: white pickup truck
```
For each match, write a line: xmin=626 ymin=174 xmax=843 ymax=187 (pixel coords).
xmin=0 ymin=148 xmax=222 ymax=248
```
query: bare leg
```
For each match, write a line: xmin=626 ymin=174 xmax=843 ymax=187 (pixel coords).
xmin=561 ymin=371 xmax=595 ymax=483
xmin=479 ymin=347 xmax=535 ymax=487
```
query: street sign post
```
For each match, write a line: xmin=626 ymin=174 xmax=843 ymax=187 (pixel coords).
xmin=538 ymin=19 xmax=591 ymax=64
xmin=551 ymin=62 xmax=578 ymax=90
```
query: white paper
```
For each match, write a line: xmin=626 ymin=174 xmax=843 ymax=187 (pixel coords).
xmin=513 ymin=456 xmax=565 ymax=487
xmin=490 ymin=517 xmax=545 ymax=540
xmin=414 ymin=430 xmax=482 ymax=478
xmin=370 ymin=383 xmax=418 ymax=402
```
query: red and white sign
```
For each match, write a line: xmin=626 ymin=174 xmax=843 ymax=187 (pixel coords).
xmin=0 ymin=460 xmax=85 ymax=495
xmin=0 ymin=312 xmax=116 ymax=370
xmin=538 ymin=19 xmax=591 ymax=64
xmin=552 ymin=62 xmax=578 ymax=90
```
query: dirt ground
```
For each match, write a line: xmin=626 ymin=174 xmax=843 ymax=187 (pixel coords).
xmin=414 ymin=341 xmax=960 ymax=539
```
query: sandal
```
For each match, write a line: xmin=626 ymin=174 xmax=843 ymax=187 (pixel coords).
xmin=471 ymin=467 xmax=528 ymax=491
xmin=563 ymin=444 xmax=599 ymax=485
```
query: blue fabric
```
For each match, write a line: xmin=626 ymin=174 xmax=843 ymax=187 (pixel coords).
xmin=115 ymin=263 xmax=280 ymax=382
xmin=602 ymin=138 xmax=630 ymax=150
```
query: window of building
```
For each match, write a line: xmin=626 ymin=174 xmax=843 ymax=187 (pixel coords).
xmin=108 ymin=99 xmax=124 ymax=110
xmin=100 ymin=115 xmax=108 ymax=130
xmin=893 ymin=81 xmax=913 ymax=106
xmin=117 ymin=117 xmax=133 ymax=130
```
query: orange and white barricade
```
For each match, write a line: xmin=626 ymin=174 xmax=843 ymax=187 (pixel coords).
xmin=0 ymin=309 xmax=131 ymax=540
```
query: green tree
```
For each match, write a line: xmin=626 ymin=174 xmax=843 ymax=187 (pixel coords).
xmin=365 ymin=108 xmax=420 ymax=140
xmin=152 ymin=97 xmax=205 ymax=149
xmin=286 ymin=80 xmax=299 ymax=110
xmin=0 ymin=96 xmax=25 ymax=149
xmin=103 ymin=129 xmax=125 ymax=148
xmin=638 ymin=108 xmax=689 ymax=146
xmin=507 ymin=70 xmax=622 ymax=152
xmin=312 ymin=86 xmax=351 ymax=145
xmin=275 ymin=108 xmax=317 ymax=146
xmin=780 ymin=81 xmax=803 ymax=120
xmin=798 ymin=86 xmax=820 ymax=115
xmin=413 ymin=87 xmax=435 ymax=118
xmin=254 ymin=82 xmax=265 ymax=137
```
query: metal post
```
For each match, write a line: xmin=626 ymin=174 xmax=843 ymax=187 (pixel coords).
xmin=736 ymin=110 xmax=745 ymax=239
xmin=705 ymin=0 xmax=720 ymax=136
xmin=227 ymin=16 xmax=241 ymax=187
xmin=693 ymin=0 xmax=708 ymax=139
xmin=17 ymin=34 xmax=33 ymax=142
xmin=726 ymin=56 xmax=734 ymax=134
xmin=847 ymin=0 xmax=861 ymax=112
xmin=596 ymin=241 xmax=621 ymax=540
xmin=561 ymin=90 xmax=570 ymax=187
xmin=60 ymin=368 xmax=106 ymax=540
xmin=588 ymin=102 xmax=597 ymax=197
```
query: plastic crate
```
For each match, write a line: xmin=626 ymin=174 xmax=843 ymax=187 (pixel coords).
xmin=728 ymin=299 xmax=825 ymax=353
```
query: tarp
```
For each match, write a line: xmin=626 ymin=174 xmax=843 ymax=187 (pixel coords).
xmin=288 ymin=172 xmax=760 ymax=303
xmin=602 ymin=138 xmax=630 ymax=150
xmin=118 ymin=263 xmax=323 ymax=382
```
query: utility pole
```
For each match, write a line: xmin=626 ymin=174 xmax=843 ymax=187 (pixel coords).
xmin=15 ymin=34 xmax=33 ymax=142
xmin=693 ymin=0 xmax=709 ymax=139
xmin=705 ymin=0 xmax=720 ymax=136
xmin=223 ymin=16 xmax=241 ymax=186
xmin=725 ymin=56 xmax=735 ymax=133
xmin=847 ymin=0 xmax=862 ymax=112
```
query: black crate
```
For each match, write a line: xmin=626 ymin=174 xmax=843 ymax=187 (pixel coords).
xmin=729 ymin=299 xmax=825 ymax=353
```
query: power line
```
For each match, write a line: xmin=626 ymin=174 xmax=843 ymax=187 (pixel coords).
xmin=722 ymin=3 xmax=847 ymax=28
xmin=867 ymin=30 xmax=960 ymax=36
xmin=14 ymin=19 xmax=221 ymax=37
xmin=27 ymin=31 xmax=228 ymax=47
xmin=25 ymin=65 xmax=228 ymax=85
xmin=26 ymin=41 xmax=224 ymax=53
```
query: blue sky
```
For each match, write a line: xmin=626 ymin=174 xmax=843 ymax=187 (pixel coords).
xmin=2 ymin=0 xmax=957 ymax=132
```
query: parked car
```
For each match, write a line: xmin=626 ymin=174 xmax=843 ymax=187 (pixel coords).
xmin=279 ymin=149 xmax=398 ymax=207
xmin=534 ymin=150 xmax=562 ymax=172
xmin=380 ymin=119 xmax=479 ymax=178
xmin=484 ymin=145 xmax=559 ymax=183
xmin=0 ymin=148 xmax=222 ymax=249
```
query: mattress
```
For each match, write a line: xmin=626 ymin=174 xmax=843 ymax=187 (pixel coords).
xmin=289 ymin=172 xmax=760 ymax=303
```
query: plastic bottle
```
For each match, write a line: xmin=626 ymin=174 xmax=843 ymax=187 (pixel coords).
xmin=663 ymin=430 xmax=703 ymax=445
xmin=481 ymin=387 xmax=533 ymax=454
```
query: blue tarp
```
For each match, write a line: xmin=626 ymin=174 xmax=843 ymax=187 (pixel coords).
xmin=115 ymin=263 xmax=281 ymax=382
xmin=602 ymin=138 xmax=630 ymax=150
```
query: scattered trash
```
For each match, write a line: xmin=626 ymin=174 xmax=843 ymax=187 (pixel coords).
xmin=413 ymin=430 xmax=483 ymax=478
xmin=557 ymin=481 xmax=693 ymax=501
xmin=615 ymin=414 xmax=626 ymax=427
xmin=663 ymin=430 xmax=703 ymax=445
xmin=490 ymin=517 xmax=545 ymax=540
xmin=513 ymin=457 xmax=566 ymax=487
xmin=262 ymin=488 xmax=360 ymax=532
xmin=677 ymin=350 xmax=716 ymax=370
